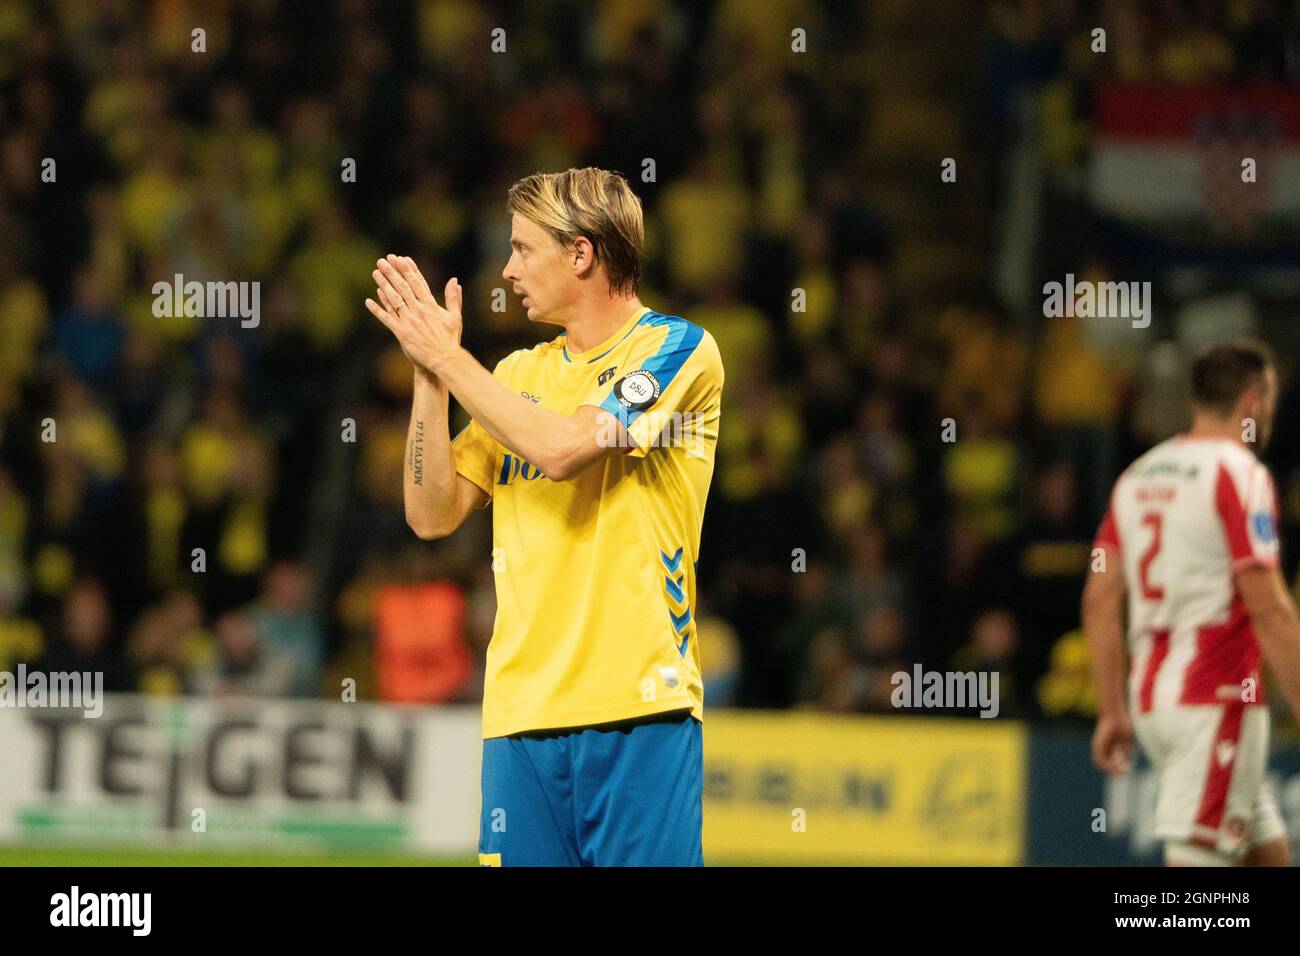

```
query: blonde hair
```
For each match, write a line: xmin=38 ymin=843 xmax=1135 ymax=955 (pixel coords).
xmin=506 ymin=167 xmax=644 ymax=296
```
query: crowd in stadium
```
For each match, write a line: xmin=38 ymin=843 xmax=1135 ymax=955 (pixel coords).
xmin=2 ymin=0 xmax=1298 ymax=722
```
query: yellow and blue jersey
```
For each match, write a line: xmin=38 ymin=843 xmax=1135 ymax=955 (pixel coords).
xmin=452 ymin=305 xmax=724 ymax=738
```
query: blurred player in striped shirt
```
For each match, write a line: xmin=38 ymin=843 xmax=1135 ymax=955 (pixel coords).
xmin=1084 ymin=340 xmax=1300 ymax=866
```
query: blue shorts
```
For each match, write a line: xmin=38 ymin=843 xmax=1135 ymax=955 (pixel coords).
xmin=478 ymin=710 xmax=703 ymax=866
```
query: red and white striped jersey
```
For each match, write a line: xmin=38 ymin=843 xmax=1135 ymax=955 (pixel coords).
xmin=1092 ymin=435 xmax=1281 ymax=712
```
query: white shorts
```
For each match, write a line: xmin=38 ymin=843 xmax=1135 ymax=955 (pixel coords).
xmin=1132 ymin=702 xmax=1286 ymax=864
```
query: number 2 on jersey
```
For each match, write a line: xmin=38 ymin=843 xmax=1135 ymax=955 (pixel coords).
xmin=1138 ymin=511 xmax=1165 ymax=601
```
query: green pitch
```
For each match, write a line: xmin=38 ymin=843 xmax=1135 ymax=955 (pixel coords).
xmin=0 ymin=844 xmax=791 ymax=866
xmin=0 ymin=845 xmax=473 ymax=867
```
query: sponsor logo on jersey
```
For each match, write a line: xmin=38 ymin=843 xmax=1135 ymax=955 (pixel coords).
xmin=1252 ymin=512 xmax=1276 ymax=543
xmin=598 ymin=365 xmax=617 ymax=386
xmin=498 ymin=453 xmax=544 ymax=485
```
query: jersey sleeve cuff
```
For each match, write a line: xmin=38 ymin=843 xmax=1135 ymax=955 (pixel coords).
xmin=1232 ymin=554 xmax=1279 ymax=573
xmin=624 ymin=415 xmax=660 ymax=458
xmin=455 ymin=465 xmax=494 ymax=502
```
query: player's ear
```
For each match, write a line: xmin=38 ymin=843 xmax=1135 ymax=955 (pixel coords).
xmin=570 ymin=236 xmax=597 ymax=279
xmin=1240 ymin=382 xmax=1263 ymax=421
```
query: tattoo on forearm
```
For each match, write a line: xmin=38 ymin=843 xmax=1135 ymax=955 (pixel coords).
xmin=411 ymin=419 xmax=425 ymax=486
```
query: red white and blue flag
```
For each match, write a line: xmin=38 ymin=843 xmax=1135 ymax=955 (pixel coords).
xmin=1089 ymin=85 xmax=1300 ymax=230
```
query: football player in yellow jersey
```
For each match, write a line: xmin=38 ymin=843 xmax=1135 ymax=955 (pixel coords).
xmin=365 ymin=167 xmax=723 ymax=866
